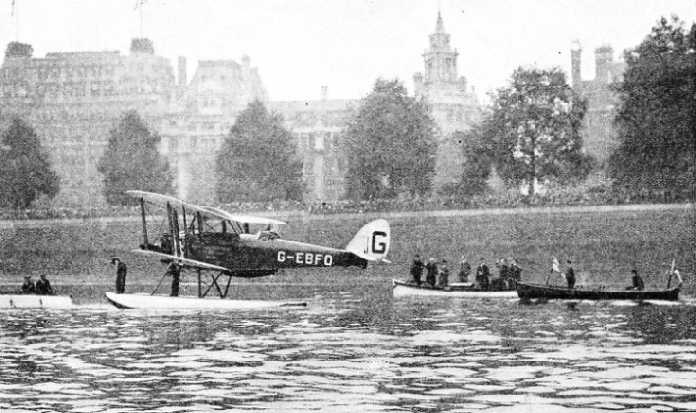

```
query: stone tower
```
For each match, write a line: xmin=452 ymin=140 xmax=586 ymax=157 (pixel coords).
xmin=413 ymin=12 xmax=480 ymax=193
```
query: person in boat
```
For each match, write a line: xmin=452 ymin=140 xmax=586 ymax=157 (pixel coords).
xmin=627 ymin=269 xmax=644 ymax=291
xmin=166 ymin=261 xmax=181 ymax=297
xmin=21 ymin=275 xmax=35 ymax=294
xmin=508 ymin=259 xmax=521 ymax=289
xmin=111 ymin=257 xmax=127 ymax=294
xmin=476 ymin=258 xmax=490 ymax=290
xmin=259 ymin=224 xmax=281 ymax=241
xmin=437 ymin=259 xmax=450 ymax=288
xmin=496 ymin=258 xmax=509 ymax=289
xmin=425 ymin=258 xmax=438 ymax=287
xmin=458 ymin=258 xmax=471 ymax=282
xmin=565 ymin=260 xmax=576 ymax=289
xmin=35 ymin=274 xmax=54 ymax=295
xmin=410 ymin=254 xmax=424 ymax=285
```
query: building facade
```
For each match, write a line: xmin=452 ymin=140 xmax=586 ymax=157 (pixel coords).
xmin=413 ymin=12 xmax=481 ymax=191
xmin=571 ymin=42 xmax=626 ymax=163
xmin=0 ymin=39 xmax=176 ymax=206
xmin=160 ymin=55 xmax=269 ymax=204
xmin=1 ymin=13 xmax=482 ymax=207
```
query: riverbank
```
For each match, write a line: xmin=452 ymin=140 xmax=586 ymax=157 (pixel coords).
xmin=0 ymin=204 xmax=693 ymax=295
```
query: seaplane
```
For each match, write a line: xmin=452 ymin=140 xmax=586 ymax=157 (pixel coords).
xmin=105 ymin=191 xmax=391 ymax=310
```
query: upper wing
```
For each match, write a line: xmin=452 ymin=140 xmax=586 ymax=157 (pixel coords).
xmin=127 ymin=190 xmax=286 ymax=226
xmin=201 ymin=206 xmax=286 ymax=226
xmin=132 ymin=249 xmax=232 ymax=272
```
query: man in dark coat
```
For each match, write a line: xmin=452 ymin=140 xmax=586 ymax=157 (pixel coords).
xmin=410 ymin=254 xmax=424 ymax=285
xmin=35 ymin=274 xmax=54 ymax=295
xmin=166 ymin=261 xmax=181 ymax=297
xmin=21 ymin=276 xmax=35 ymax=294
xmin=112 ymin=258 xmax=127 ymax=294
xmin=476 ymin=258 xmax=490 ymax=290
xmin=437 ymin=259 xmax=450 ymax=288
xmin=425 ymin=258 xmax=438 ymax=287
xmin=565 ymin=260 xmax=576 ymax=289
xmin=508 ymin=259 xmax=522 ymax=289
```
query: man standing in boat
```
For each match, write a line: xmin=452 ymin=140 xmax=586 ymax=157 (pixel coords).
xmin=425 ymin=258 xmax=438 ymax=287
xmin=565 ymin=260 xmax=576 ymax=289
xmin=410 ymin=254 xmax=424 ymax=285
xmin=508 ymin=259 xmax=521 ymax=289
xmin=476 ymin=258 xmax=490 ymax=290
xmin=437 ymin=259 xmax=449 ymax=288
xmin=458 ymin=258 xmax=471 ymax=282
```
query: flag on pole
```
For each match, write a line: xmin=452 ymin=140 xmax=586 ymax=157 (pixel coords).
xmin=552 ymin=258 xmax=560 ymax=273
xmin=11 ymin=0 xmax=15 ymax=16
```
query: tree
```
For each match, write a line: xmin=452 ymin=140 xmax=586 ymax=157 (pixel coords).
xmin=344 ymin=79 xmax=437 ymax=200
xmin=97 ymin=111 xmax=173 ymax=206
xmin=0 ymin=117 xmax=59 ymax=208
xmin=467 ymin=68 xmax=590 ymax=195
xmin=609 ymin=17 xmax=696 ymax=200
xmin=215 ymin=101 xmax=302 ymax=203
xmin=451 ymin=120 xmax=495 ymax=197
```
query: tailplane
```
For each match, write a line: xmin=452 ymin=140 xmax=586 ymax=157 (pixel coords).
xmin=345 ymin=219 xmax=390 ymax=262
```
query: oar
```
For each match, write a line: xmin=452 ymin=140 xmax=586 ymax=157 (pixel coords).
xmin=151 ymin=272 xmax=168 ymax=295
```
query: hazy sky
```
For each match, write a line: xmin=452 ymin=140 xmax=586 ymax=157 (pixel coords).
xmin=0 ymin=0 xmax=694 ymax=101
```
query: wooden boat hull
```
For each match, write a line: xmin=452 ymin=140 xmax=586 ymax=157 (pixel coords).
xmin=392 ymin=279 xmax=518 ymax=298
xmin=105 ymin=292 xmax=307 ymax=310
xmin=0 ymin=294 xmax=73 ymax=309
xmin=516 ymin=282 xmax=680 ymax=301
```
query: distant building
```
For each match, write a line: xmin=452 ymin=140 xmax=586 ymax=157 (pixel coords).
xmin=160 ymin=55 xmax=269 ymax=204
xmin=0 ymin=39 xmax=176 ymax=206
xmin=0 ymin=13 xmax=484 ymax=207
xmin=571 ymin=42 xmax=626 ymax=163
xmin=270 ymin=87 xmax=356 ymax=204
xmin=413 ymin=12 xmax=481 ymax=191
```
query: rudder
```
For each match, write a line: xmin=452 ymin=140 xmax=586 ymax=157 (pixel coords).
xmin=344 ymin=219 xmax=390 ymax=262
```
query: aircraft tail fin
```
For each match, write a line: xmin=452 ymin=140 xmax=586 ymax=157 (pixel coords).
xmin=345 ymin=219 xmax=390 ymax=262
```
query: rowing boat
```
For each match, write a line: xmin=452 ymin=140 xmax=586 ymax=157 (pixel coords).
xmin=392 ymin=279 xmax=518 ymax=298
xmin=105 ymin=292 xmax=307 ymax=310
xmin=0 ymin=294 xmax=73 ymax=309
xmin=516 ymin=282 xmax=680 ymax=301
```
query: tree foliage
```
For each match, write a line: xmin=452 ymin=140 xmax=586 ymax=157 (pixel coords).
xmin=215 ymin=101 xmax=302 ymax=203
xmin=0 ymin=117 xmax=59 ymax=208
xmin=344 ymin=79 xmax=437 ymax=200
xmin=463 ymin=68 xmax=591 ymax=195
xmin=609 ymin=16 xmax=695 ymax=199
xmin=451 ymin=121 xmax=495 ymax=197
xmin=97 ymin=110 xmax=173 ymax=206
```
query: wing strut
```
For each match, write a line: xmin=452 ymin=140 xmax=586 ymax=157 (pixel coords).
xmin=140 ymin=197 xmax=148 ymax=246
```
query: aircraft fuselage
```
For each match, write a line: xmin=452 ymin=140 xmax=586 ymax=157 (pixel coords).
xmin=184 ymin=233 xmax=367 ymax=277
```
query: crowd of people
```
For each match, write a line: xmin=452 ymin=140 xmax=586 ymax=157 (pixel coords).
xmin=409 ymin=255 xmax=522 ymax=291
xmin=410 ymin=255 xmax=655 ymax=292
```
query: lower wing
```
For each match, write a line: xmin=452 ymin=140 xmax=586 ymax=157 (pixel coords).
xmin=132 ymin=249 xmax=232 ymax=272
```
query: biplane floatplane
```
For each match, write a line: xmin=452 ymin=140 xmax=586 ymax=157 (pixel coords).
xmin=105 ymin=191 xmax=391 ymax=309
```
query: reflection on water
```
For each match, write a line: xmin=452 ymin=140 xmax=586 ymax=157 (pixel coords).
xmin=2 ymin=283 xmax=696 ymax=412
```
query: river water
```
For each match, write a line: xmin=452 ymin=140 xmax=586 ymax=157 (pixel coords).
xmin=2 ymin=280 xmax=696 ymax=413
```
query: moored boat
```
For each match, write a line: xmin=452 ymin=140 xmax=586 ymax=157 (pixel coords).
xmin=392 ymin=279 xmax=518 ymax=298
xmin=105 ymin=292 xmax=307 ymax=310
xmin=516 ymin=282 xmax=680 ymax=301
xmin=0 ymin=294 xmax=73 ymax=309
